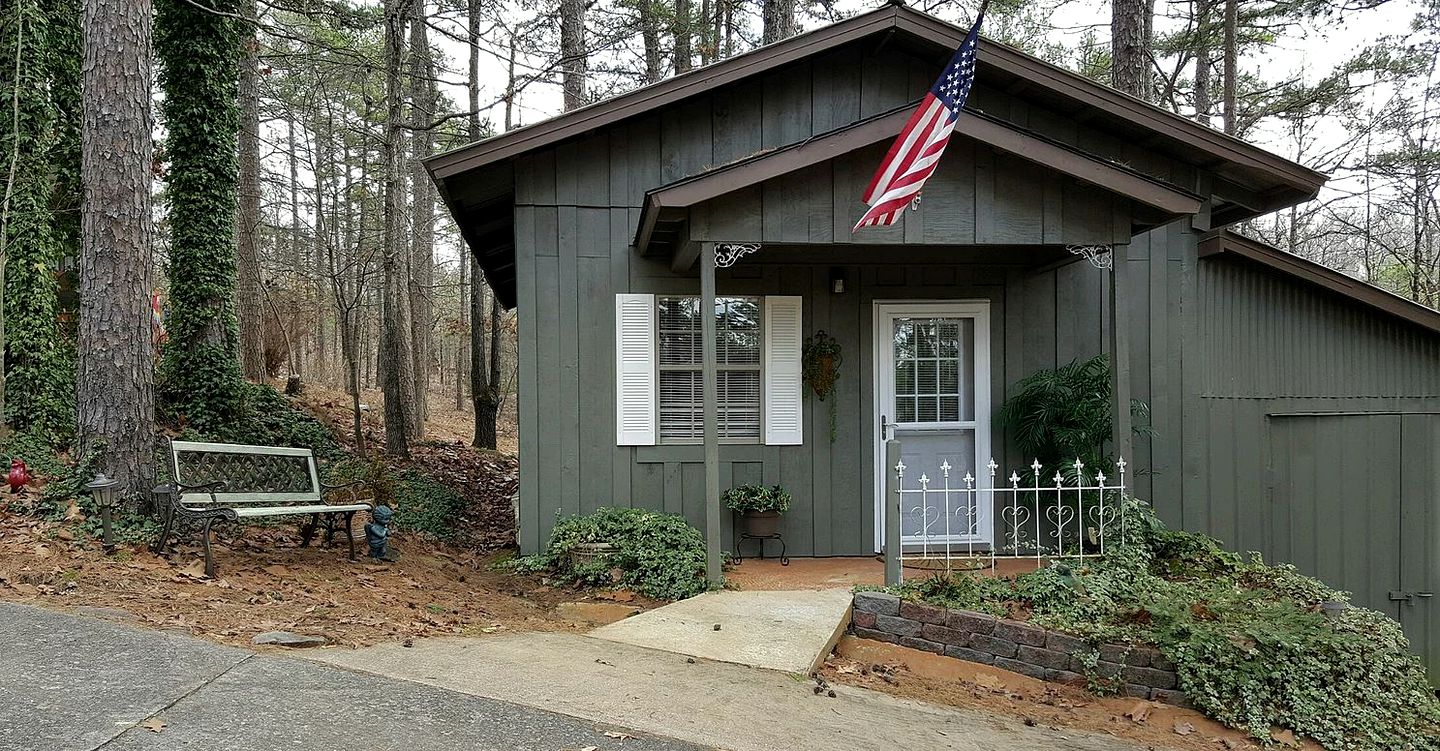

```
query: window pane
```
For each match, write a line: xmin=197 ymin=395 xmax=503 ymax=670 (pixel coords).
xmin=939 ymin=396 xmax=960 ymax=422
xmin=659 ymin=332 xmax=697 ymax=365
xmin=720 ymin=330 xmax=760 ymax=365
xmin=917 ymin=397 xmax=938 ymax=422
xmin=893 ymin=320 xmax=915 ymax=359
xmin=895 ymin=361 xmax=915 ymax=395
xmin=939 ymin=360 xmax=959 ymax=394
xmin=937 ymin=320 xmax=960 ymax=358
xmin=719 ymin=370 xmax=761 ymax=439
xmin=895 ymin=396 xmax=916 ymax=423
xmin=659 ymin=370 xmax=701 ymax=440
xmin=917 ymin=360 xmax=938 ymax=395
xmin=916 ymin=320 xmax=937 ymax=358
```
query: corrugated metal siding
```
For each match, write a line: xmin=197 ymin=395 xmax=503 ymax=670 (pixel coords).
xmin=1199 ymin=258 xmax=1440 ymax=398
xmin=1191 ymin=254 xmax=1440 ymax=679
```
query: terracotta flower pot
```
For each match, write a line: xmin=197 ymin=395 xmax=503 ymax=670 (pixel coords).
xmin=742 ymin=509 xmax=781 ymax=537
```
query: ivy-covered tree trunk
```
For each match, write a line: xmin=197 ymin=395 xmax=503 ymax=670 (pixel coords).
xmin=1 ymin=0 xmax=69 ymax=444
xmin=77 ymin=0 xmax=156 ymax=506
xmin=155 ymin=0 xmax=249 ymax=436
xmin=236 ymin=0 xmax=265 ymax=382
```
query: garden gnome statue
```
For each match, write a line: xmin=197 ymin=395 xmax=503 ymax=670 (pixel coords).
xmin=365 ymin=505 xmax=394 ymax=560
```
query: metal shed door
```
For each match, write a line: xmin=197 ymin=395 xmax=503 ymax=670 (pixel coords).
xmin=1269 ymin=413 xmax=1438 ymax=684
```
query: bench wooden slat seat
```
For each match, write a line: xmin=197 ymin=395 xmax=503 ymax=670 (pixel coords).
xmin=152 ymin=440 xmax=372 ymax=576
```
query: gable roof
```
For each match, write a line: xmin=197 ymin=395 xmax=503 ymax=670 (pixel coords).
xmin=427 ymin=3 xmax=1323 ymax=198
xmin=429 ymin=2 xmax=1327 ymax=308
xmin=635 ymin=104 xmax=1206 ymax=261
xmin=1198 ymin=230 xmax=1440 ymax=336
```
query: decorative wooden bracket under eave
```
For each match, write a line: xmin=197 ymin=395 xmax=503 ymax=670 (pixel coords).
xmin=636 ymin=104 xmax=1207 ymax=271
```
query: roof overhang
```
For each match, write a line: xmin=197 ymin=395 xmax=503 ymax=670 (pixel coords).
xmin=1199 ymin=230 xmax=1440 ymax=336
xmin=429 ymin=2 xmax=1327 ymax=308
xmin=637 ymin=105 xmax=1204 ymax=263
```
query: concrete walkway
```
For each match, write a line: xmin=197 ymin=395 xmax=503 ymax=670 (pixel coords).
xmin=0 ymin=602 xmax=700 ymax=751
xmin=589 ymin=589 xmax=853 ymax=673
xmin=304 ymin=631 xmax=1150 ymax=751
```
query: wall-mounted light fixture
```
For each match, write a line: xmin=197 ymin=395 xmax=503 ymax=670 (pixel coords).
xmin=829 ymin=267 xmax=847 ymax=294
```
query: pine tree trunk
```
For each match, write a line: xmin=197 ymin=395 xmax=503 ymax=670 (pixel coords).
xmin=407 ymin=1 xmax=433 ymax=436
xmin=381 ymin=0 xmax=415 ymax=457
xmin=1111 ymin=0 xmax=1153 ymax=100
xmin=560 ymin=0 xmax=586 ymax=110
xmin=761 ymin=0 xmax=793 ymax=44
xmin=236 ymin=0 xmax=266 ymax=382
xmin=1193 ymin=0 xmax=1211 ymax=125
xmin=674 ymin=0 xmax=691 ymax=73
xmin=1222 ymin=0 xmax=1237 ymax=134
xmin=78 ymin=0 xmax=156 ymax=507
xmin=640 ymin=0 xmax=662 ymax=82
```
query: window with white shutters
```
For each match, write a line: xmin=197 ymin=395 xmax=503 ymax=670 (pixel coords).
xmin=657 ymin=296 xmax=762 ymax=442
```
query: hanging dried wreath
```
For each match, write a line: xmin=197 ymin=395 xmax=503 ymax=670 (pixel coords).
xmin=803 ymin=330 xmax=843 ymax=442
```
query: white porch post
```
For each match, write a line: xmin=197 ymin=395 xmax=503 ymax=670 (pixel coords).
xmin=700 ymin=242 xmax=723 ymax=584
xmin=1109 ymin=243 xmax=1133 ymax=461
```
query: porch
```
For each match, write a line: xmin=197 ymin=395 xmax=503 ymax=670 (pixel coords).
xmin=670 ymin=241 xmax=1138 ymax=583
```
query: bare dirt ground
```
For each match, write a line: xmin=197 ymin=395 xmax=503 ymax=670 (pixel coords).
xmin=820 ymin=637 xmax=1308 ymax=751
xmin=0 ymin=502 xmax=659 ymax=650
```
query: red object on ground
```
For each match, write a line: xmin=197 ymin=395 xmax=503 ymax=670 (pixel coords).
xmin=7 ymin=459 xmax=29 ymax=493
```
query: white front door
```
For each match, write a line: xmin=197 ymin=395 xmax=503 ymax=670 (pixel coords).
xmin=873 ymin=302 xmax=992 ymax=551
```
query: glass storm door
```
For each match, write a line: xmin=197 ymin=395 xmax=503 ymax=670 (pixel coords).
xmin=874 ymin=302 xmax=991 ymax=550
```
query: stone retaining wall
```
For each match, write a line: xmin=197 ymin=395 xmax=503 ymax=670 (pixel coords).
xmin=851 ymin=591 xmax=1190 ymax=707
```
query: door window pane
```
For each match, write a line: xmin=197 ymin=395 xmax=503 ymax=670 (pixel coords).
xmin=893 ymin=315 xmax=975 ymax=424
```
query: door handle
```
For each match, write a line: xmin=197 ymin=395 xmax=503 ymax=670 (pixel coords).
xmin=880 ymin=414 xmax=889 ymax=440
xmin=1389 ymin=591 xmax=1435 ymax=604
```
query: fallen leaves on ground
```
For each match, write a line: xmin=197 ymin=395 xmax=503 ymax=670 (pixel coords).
xmin=139 ymin=717 xmax=167 ymax=733
xmin=820 ymin=638 xmax=1284 ymax=751
xmin=0 ymin=501 xmax=662 ymax=650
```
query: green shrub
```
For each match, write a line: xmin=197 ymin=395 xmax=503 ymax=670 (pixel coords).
xmin=721 ymin=484 xmax=791 ymax=514
xmin=514 ymin=506 xmax=712 ymax=600
xmin=391 ymin=470 xmax=466 ymax=541
xmin=885 ymin=498 xmax=1440 ymax=749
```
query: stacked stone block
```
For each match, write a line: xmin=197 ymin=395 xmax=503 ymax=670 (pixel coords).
xmin=850 ymin=591 xmax=1189 ymax=707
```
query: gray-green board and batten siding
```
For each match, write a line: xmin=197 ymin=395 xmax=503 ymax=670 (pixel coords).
xmin=446 ymin=14 xmax=1438 ymax=677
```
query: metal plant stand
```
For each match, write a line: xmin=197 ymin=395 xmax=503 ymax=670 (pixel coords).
xmin=732 ymin=516 xmax=789 ymax=565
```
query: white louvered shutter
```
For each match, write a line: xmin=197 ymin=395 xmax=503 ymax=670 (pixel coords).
xmin=764 ymin=296 xmax=804 ymax=445
xmin=615 ymin=294 xmax=657 ymax=445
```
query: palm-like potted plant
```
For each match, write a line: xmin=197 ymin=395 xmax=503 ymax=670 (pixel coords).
xmin=723 ymin=484 xmax=792 ymax=537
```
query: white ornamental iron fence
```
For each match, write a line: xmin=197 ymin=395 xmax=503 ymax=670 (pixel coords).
xmin=882 ymin=440 xmax=1127 ymax=585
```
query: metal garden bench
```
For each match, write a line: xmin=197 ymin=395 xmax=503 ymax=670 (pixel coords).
xmin=151 ymin=440 xmax=372 ymax=577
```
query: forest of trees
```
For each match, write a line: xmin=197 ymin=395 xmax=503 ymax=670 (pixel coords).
xmin=0 ymin=0 xmax=1437 ymax=505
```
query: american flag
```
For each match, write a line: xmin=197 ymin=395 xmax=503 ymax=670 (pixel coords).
xmin=854 ymin=14 xmax=983 ymax=230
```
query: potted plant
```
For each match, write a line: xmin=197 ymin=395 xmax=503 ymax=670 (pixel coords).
xmin=722 ymin=484 xmax=792 ymax=537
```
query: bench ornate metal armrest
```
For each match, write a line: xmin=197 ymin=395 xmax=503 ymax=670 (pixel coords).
xmin=151 ymin=440 xmax=373 ymax=577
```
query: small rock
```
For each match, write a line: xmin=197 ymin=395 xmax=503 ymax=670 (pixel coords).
xmin=686 ymin=657 xmax=696 ymax=664
xmin=251 ymin=631 xmax=327 ymax=648
xmin=402 ymin=638 xmax=415 ymax=648
xmin=826 ymin=690 xmax=836 ymax=698
xmin=712 ymin=623 xmax=721 ymax=631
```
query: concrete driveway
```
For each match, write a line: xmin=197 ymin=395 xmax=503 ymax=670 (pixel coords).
xmin=0 ymin=602 xmax=700 ymax=751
